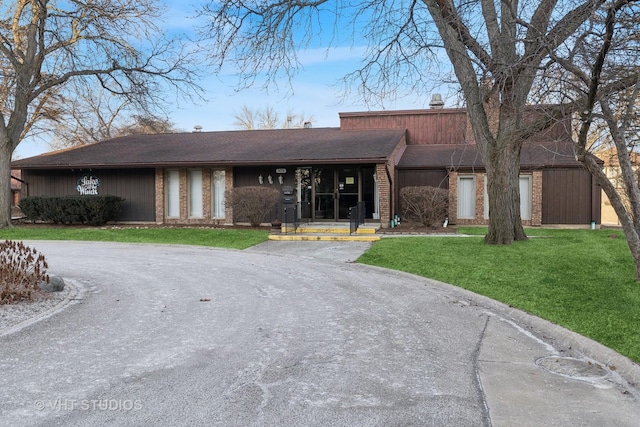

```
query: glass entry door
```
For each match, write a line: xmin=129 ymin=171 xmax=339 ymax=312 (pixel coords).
xmin=313 ymin=167 xmax=360 ymax=221
xmin=313 ymin=168 xmax=335 ymax=220
xmin=337 ymin=167 xmax=359 ymax=220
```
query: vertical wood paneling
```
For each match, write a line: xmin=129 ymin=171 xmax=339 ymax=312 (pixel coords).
xmin=340 ymin=110 xmax=467 ymax=145
xmin=397 ymin=170 xmax=449 ymax=189
xmin=542 ymin=168 xmax=594 ymax=224
xmin=20 ymin=169 xmax=155 ymax=221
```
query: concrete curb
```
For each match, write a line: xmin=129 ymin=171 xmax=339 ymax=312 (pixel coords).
xmin=0 ymin=279 xmax=81 ymax=338
xmin=356 ymin=263 xmax=640 ymax=389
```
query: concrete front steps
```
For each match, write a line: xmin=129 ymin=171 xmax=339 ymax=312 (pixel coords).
xmin=268 ymin=223 xmax=381 ymax=242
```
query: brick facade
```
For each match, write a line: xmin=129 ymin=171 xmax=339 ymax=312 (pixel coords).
xmin=376 ymin=164 xmax=391 ymax=228
xmin=448 ymin=170 xmax=543 ymax=226
xmin=155 ymin=167 xmax=234 ymax=226
xmin=530 ymin=171 xmax=542 ymax=226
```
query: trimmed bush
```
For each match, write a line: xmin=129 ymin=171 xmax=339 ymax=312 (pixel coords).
xmin=400 ymin=186 xmax=449 ymax=226
xmin=225 ymin=186 xmax=280 ymax=227
xmin=0 ymin=240 xmax=49 ymax=304
xmin=19 ymin=195 xmax=124 ymax=225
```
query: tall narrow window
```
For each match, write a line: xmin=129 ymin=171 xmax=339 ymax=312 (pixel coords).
xmin=212 ymin=170 xmax=225 ymax=218
xmin=189 ymin=169 xmax=203 ymax=218
xmin=166 ymin=170 xmax=180 ymax=218
xmin=484 ymin=177 xmax=489 ymax=219
xmin=519 ymin=175 xmax=532 ymax=220
xmin=457 ymin=176 xmax=476 ymax=219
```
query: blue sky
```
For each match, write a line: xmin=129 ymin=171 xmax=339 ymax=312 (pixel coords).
xmin=14 ymin=1 xmax=455 ymax=159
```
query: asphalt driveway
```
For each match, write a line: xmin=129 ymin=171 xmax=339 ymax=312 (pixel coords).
xmin=1 ymin=241 xmax=638 ymax=426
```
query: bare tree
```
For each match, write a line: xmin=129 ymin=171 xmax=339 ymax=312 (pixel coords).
xmin=233 ymin=105 xmax=258 ymax=130
xmin=559 ymin=0 xmax=640 ymax=279
xmin=233 ymin=105 xmax=314 ymax=130
xmin=49 ymin=85 xmax=134 ymax=148
xmin=50 ymin=91 xmax=179 ymax=149
xmin=0 ymin=0 xmax=200 ymax=227
xmin=119 ymin=115 xmax=178 ymax=136
xmin=198 ymin=0 xmax=638 ymax=244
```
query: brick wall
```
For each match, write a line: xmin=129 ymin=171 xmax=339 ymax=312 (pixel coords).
xmin=449 ymin=171 xmax=542 ymax=226
xmin=155 ymin=167 xmax=233 ymax=226
xmin=155 ymin=168 xmax=164 ymax=224
xmin=224 ymin=167 xmax=234 ymax=224
xmin=530 ymin=171 xmax=542 ymax=226
xmin=376 ymin=164 xmax=391 ymax=228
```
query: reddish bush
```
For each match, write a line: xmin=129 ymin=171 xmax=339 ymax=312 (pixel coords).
xmin=225 ymin=186 xmax=280 ymax=227
xmin=400 ymin=186 xmax=449 ymax=226
xmin=0 ymin=241 xmax=49 ymax=304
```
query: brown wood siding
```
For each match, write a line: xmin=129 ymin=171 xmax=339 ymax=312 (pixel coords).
xmin=524 ymin=108 xmax=574 ymax=143
xmin=340 ymin=110 xmax=467 ymax=145
xmin=20 ymin=169 xmax=156 ymax=221
xmin=233 ymin=166 xmax=297 ymax=189
xmin=396 ymin=169 xmax=449 ymax=218
xmin=397 ymin=169 xmax=449 ymax=189
xmin=542 ymin=168 xmax=596 ymax=224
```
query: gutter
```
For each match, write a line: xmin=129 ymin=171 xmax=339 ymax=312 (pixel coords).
xmin=12 ymin=158 xmax=390 ymax=170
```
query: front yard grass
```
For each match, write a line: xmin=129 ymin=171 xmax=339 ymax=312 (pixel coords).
xmin=0 ymin=226 xmax=270 ymax=250
xmin=358 ymin=228 xmax=640 ymax=363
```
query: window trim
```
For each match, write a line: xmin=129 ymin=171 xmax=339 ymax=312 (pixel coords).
xmin=457 ymin=175 xmax=476 ymax=220
xmin=212 ymin=170 xmax=226 ymax=219
xmin=520 ymin=174 xmax=532 ymax=221
xmin=165 ymin=169 xmax=180 ymax=219
xmin=188 ymin=169 xmax=204 ymax=218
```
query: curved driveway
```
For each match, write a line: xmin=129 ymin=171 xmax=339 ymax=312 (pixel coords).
xmin=1 ymin=241 xmax=638 ymax=426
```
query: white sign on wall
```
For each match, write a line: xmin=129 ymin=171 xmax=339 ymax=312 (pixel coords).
xmin=77 ymin=175 xmax=101 ymax=195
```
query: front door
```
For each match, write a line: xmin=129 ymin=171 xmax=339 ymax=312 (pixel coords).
xmin=313 ymin=167 xmax=360 ymax=221
xmin=313 ymin=168 xmax=335 ymax=220
xmin=337 ymin=167 xmax=359 ymax=220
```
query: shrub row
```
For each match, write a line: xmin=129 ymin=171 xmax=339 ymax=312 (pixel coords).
xmin=19 ymin=195 xmax=124 ymax=225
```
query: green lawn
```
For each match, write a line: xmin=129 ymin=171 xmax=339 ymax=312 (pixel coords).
xmin=0 ymin=226 xmax=270 ymax=250
xmin=358 ymin=228 xmax=640 ymax=362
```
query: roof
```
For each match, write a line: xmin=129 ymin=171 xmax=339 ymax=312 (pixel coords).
xmin=12 ymin=128 xmax=407 ymax=169
xmin=397 ymin=140 xmax=584 ymax=169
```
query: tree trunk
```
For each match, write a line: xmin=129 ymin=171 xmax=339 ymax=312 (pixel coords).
xmin=578 ymin=149 xmax=640 ymax=281
xmin=0 ymin=140 xmax=14 ymax=228
xmin=484 ymin=140 xmax=527 ymax=244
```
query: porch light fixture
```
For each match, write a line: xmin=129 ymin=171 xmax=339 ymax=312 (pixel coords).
xmin=278 ymin=175 xmax=284 ymax=184
xmin=258 ymin=174 xmax=263 ymax=184
xmin=268 ymin=175 xmax=273 ymax=184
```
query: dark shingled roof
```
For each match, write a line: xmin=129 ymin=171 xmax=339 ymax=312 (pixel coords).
xmin=397 ymin=140 xmax=583 ymax=169
xmin=13 ymin=128 xmax=407 ymax=169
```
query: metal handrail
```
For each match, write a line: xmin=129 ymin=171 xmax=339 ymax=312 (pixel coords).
xmin=349 ymin=201 xmax=366 ymax=235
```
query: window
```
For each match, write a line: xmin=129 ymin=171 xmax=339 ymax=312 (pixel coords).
xmin=457 ymin=176 xmax=476 ymax=219
xmin=166 ymin=170 xmax=180 ymax=218
xmin=212 ymin=170 xmax=225 ymax=218
xmin=188 ymin=169 xmax=203 ymax=218
xmin=519 ymin=175 xmax=532 ymax=220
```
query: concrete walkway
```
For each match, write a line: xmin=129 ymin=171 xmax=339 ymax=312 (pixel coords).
xmin=0 ymin=240 xmax=638 ymax=426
